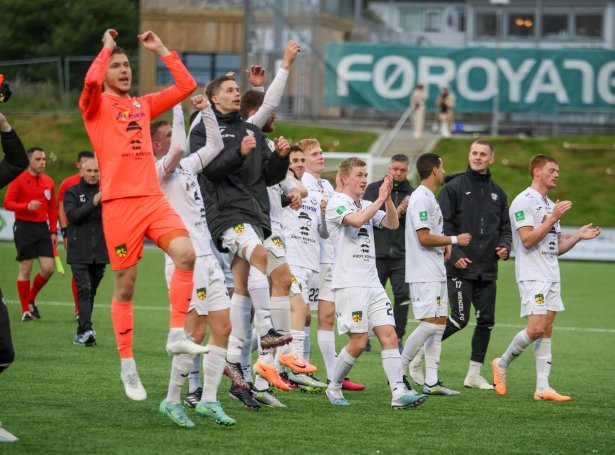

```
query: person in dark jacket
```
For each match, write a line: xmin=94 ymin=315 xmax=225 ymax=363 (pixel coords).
xmin=64 ymin=159 xmax=109 ymax=346
xmin=0 ymin=112 xmax=29 ymax=374
xmin=188 ymin=74 xmax=293 ymax=389
xmin=433 ymin=139 xmax=511 ymax=389
xmin=364 ymin=154 xmax=414 ymax=350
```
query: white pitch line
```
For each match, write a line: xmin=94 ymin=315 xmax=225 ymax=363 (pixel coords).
xmin=6 ymin=299 xmax=615 ymax=334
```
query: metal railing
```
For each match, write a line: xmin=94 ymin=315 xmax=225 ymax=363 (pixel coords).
xmin=373 ymin=105 xmax=414 ymax=158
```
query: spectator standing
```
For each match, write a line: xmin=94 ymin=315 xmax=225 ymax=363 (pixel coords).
xmin=64 ymin=159 xmax=109 ymax=346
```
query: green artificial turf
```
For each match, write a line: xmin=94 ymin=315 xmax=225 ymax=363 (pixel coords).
xmin=1 ymin=242 xmax=613 ymax=454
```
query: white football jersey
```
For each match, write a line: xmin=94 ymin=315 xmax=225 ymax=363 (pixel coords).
xmin=326 ymin=192 xmax=385 ymax=289
xmin=268 ymin=174 xmax=298 ymax=235
xmin=283 ymin=188 xmax=322 ymax=272
xmin=157 ymin=160 xmax=212 ymax=265
xmin=303 ymin=172 xmax=335 ymax=264
xmin=509 ymin=187 xmax=560 ymax=282
xmin=405 ymin=185 xmax=446 ymax=283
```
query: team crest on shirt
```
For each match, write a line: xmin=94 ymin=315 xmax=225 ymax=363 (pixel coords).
xmin=196 ymin=288 xmax=207 ymax=300
xmin=534 ymin=294 xmax=545 ymax=305
xmin=352 ymin=311 xmax=363 ymax=323
xmin=436 ymin=296 xmax=441 ymax=306
xmin=491 ymin=193 xmax=498 ymax=201
xmin=115 ymin=244 xmax=128 ymax=258
xmin=234 ymin=224 xmax=245 ymax=234
xmin=272 ymin=236 xmax=284 ymax=248
xmin=44 ymin=189 xmax=51 ymax=201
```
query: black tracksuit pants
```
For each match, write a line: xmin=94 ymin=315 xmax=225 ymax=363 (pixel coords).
xmin=71 ymin=263 xmax=106 ymax=334
xmin=442 ymin=276 xmax=496 ymax=364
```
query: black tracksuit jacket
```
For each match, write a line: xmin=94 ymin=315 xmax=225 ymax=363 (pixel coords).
xmin=438 ymin=166 xmax=512 ymax=281
xmin=64 ymin=178 xmax=109 ymax=265
xmin=189 ymin=107 xmax=289 ymax=251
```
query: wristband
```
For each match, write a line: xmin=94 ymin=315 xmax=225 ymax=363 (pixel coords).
xmin=450 ymin=236 xmax=458 ymax=245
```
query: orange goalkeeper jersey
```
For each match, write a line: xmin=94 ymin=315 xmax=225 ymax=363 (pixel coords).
xmin=79 ymin=48 xmax=196 ymax=201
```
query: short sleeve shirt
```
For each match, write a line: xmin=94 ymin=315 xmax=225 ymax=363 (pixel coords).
xmin=326 ymin=192 xmax=385 ymax=289
xmin=509 ymin=187 xmax=560 ymax=282
xmin=405 ymin=185 xmax=446 ymax=283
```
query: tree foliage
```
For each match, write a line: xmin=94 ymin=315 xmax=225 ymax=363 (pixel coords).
xmin=0 ymin=0 xmax=139 ymax=60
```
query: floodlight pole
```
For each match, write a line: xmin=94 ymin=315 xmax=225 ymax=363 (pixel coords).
xmin=490 ymin=0 xmax=509 ymax=137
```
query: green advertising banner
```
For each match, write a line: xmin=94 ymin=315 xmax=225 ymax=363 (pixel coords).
xmin=324 ymin=43 xmax=615 ymax=113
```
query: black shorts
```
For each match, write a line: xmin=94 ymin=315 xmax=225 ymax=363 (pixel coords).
xmin=13 ymin=220 xmax=53 ymax=261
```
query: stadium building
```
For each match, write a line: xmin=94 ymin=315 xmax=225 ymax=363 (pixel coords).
xmin=139 ymin=1 xmax=615 ymax=132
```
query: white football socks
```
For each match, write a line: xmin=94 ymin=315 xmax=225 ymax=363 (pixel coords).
xmin=424 ymin=324 xmax=445 ymax=386
xmin=329 ymin=347 xmax=356 ymax=390
xmin=534 ymin=337 xmax=552 ymax=391
xmin=381 ymin=349 xmax=406 ymax=396
xmin=166 ymin=354 xmax=193 ymax=405
xmin=201 ymin=344 xmax=226 ymax=402
xmin=317 ymin=329 xmax=337 ymax=381
xmin=499 ymin=329 xmax=532 ymax=369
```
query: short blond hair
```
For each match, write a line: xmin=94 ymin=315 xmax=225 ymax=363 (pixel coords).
xmin=297 ymin=138 xmax=320 ymax=153
xmin=338 ymin=157 xmax=367 ymax=177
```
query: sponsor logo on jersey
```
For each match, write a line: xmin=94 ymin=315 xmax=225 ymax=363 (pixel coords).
xmin=437 ymin=296 xmax=441 ymax=306
xmin=491 ymin=193 xmax=498 ymax=201
xmin=515 ymin=211 xmax=525 ymax=221
xmin=357 ymin=228 xmax=369 ymax=237
xmin=196 ymin=288 xmax=207 ymax=300
xmin=234 ymin=224 xmax=245 ymax=234
xmin=336 ymin=205 xmax=347 ymax=215
xmin=116 ymin=111 xmax=146 ymax=122
xmin=352 ymin=311 xmax=362 ymax=322
xmin=79 ymin=194 xmax=86 ymax=203
xmin=126 ymin=121 xmax=142 ymax=131
xmin=419 ymin=211 xmax=428 ymax=221
xmin=271 ymin=236 xmax=284 ymax=248
xmin=535 ymin=294 xmax=545 ymax=305
xmin=115 ymin=244 xmax=128 ymax=258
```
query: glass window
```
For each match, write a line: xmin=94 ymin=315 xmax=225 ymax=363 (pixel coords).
xmin=457 ymin=9 xmax=466 ymax=32
xmin=400 ymin=10 xmax=421 ymax=31
xmin=425 ymin=11 xmax=441 ymax=32
xmin=542 ymin=14 xmax=568 ymax=38
xmin=575 ymin=14 xmax=602 ymax=37
xmin=156 ymin=53 xmax=240 ymax=86
xmin=185 ymin=54 xmax=213 ymax=85
xmin=508 ymin=13 xmax=535 ymax=37
xmin=475 ymin=13 xmax=497 ymax=37
xmin=214 ymin=54 xmax=241 ymax=78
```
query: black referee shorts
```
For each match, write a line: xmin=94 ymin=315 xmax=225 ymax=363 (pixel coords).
xmin=13 ymin=219 xmax=53 ymax=261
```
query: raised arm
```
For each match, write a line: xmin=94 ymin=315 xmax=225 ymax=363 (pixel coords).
xmin=140 ymin=31 xmax=197 ymax=118
xmin=181 ymin=96 xmax=224 ymax=174
xmin=79 ymin=29 xmax=116 ymax=118
xmin=159 ymin=104 xmax=186 ymax=174
xmin=246 ymin=40 xmax=300 ymax=128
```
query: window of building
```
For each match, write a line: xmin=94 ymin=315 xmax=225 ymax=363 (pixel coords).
xmin=425 ymin=11 xmax=441 ymax=32
xmin=508 ymin=13 xmax=535 ymax=37
xmin=475 ymin=13 xmax=497 ymax=37
xmin=542 ymin=14 xmax=569 ymax=38
xmin=457 ymin=8 xmax=466 ymax=32
xmin=574 ymin=14 xmax=602 ymax=38
xmin=156 ymin=53 xmax=241 ymax=86
xmin=400 ymin=10 xmax=421 ymax=31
